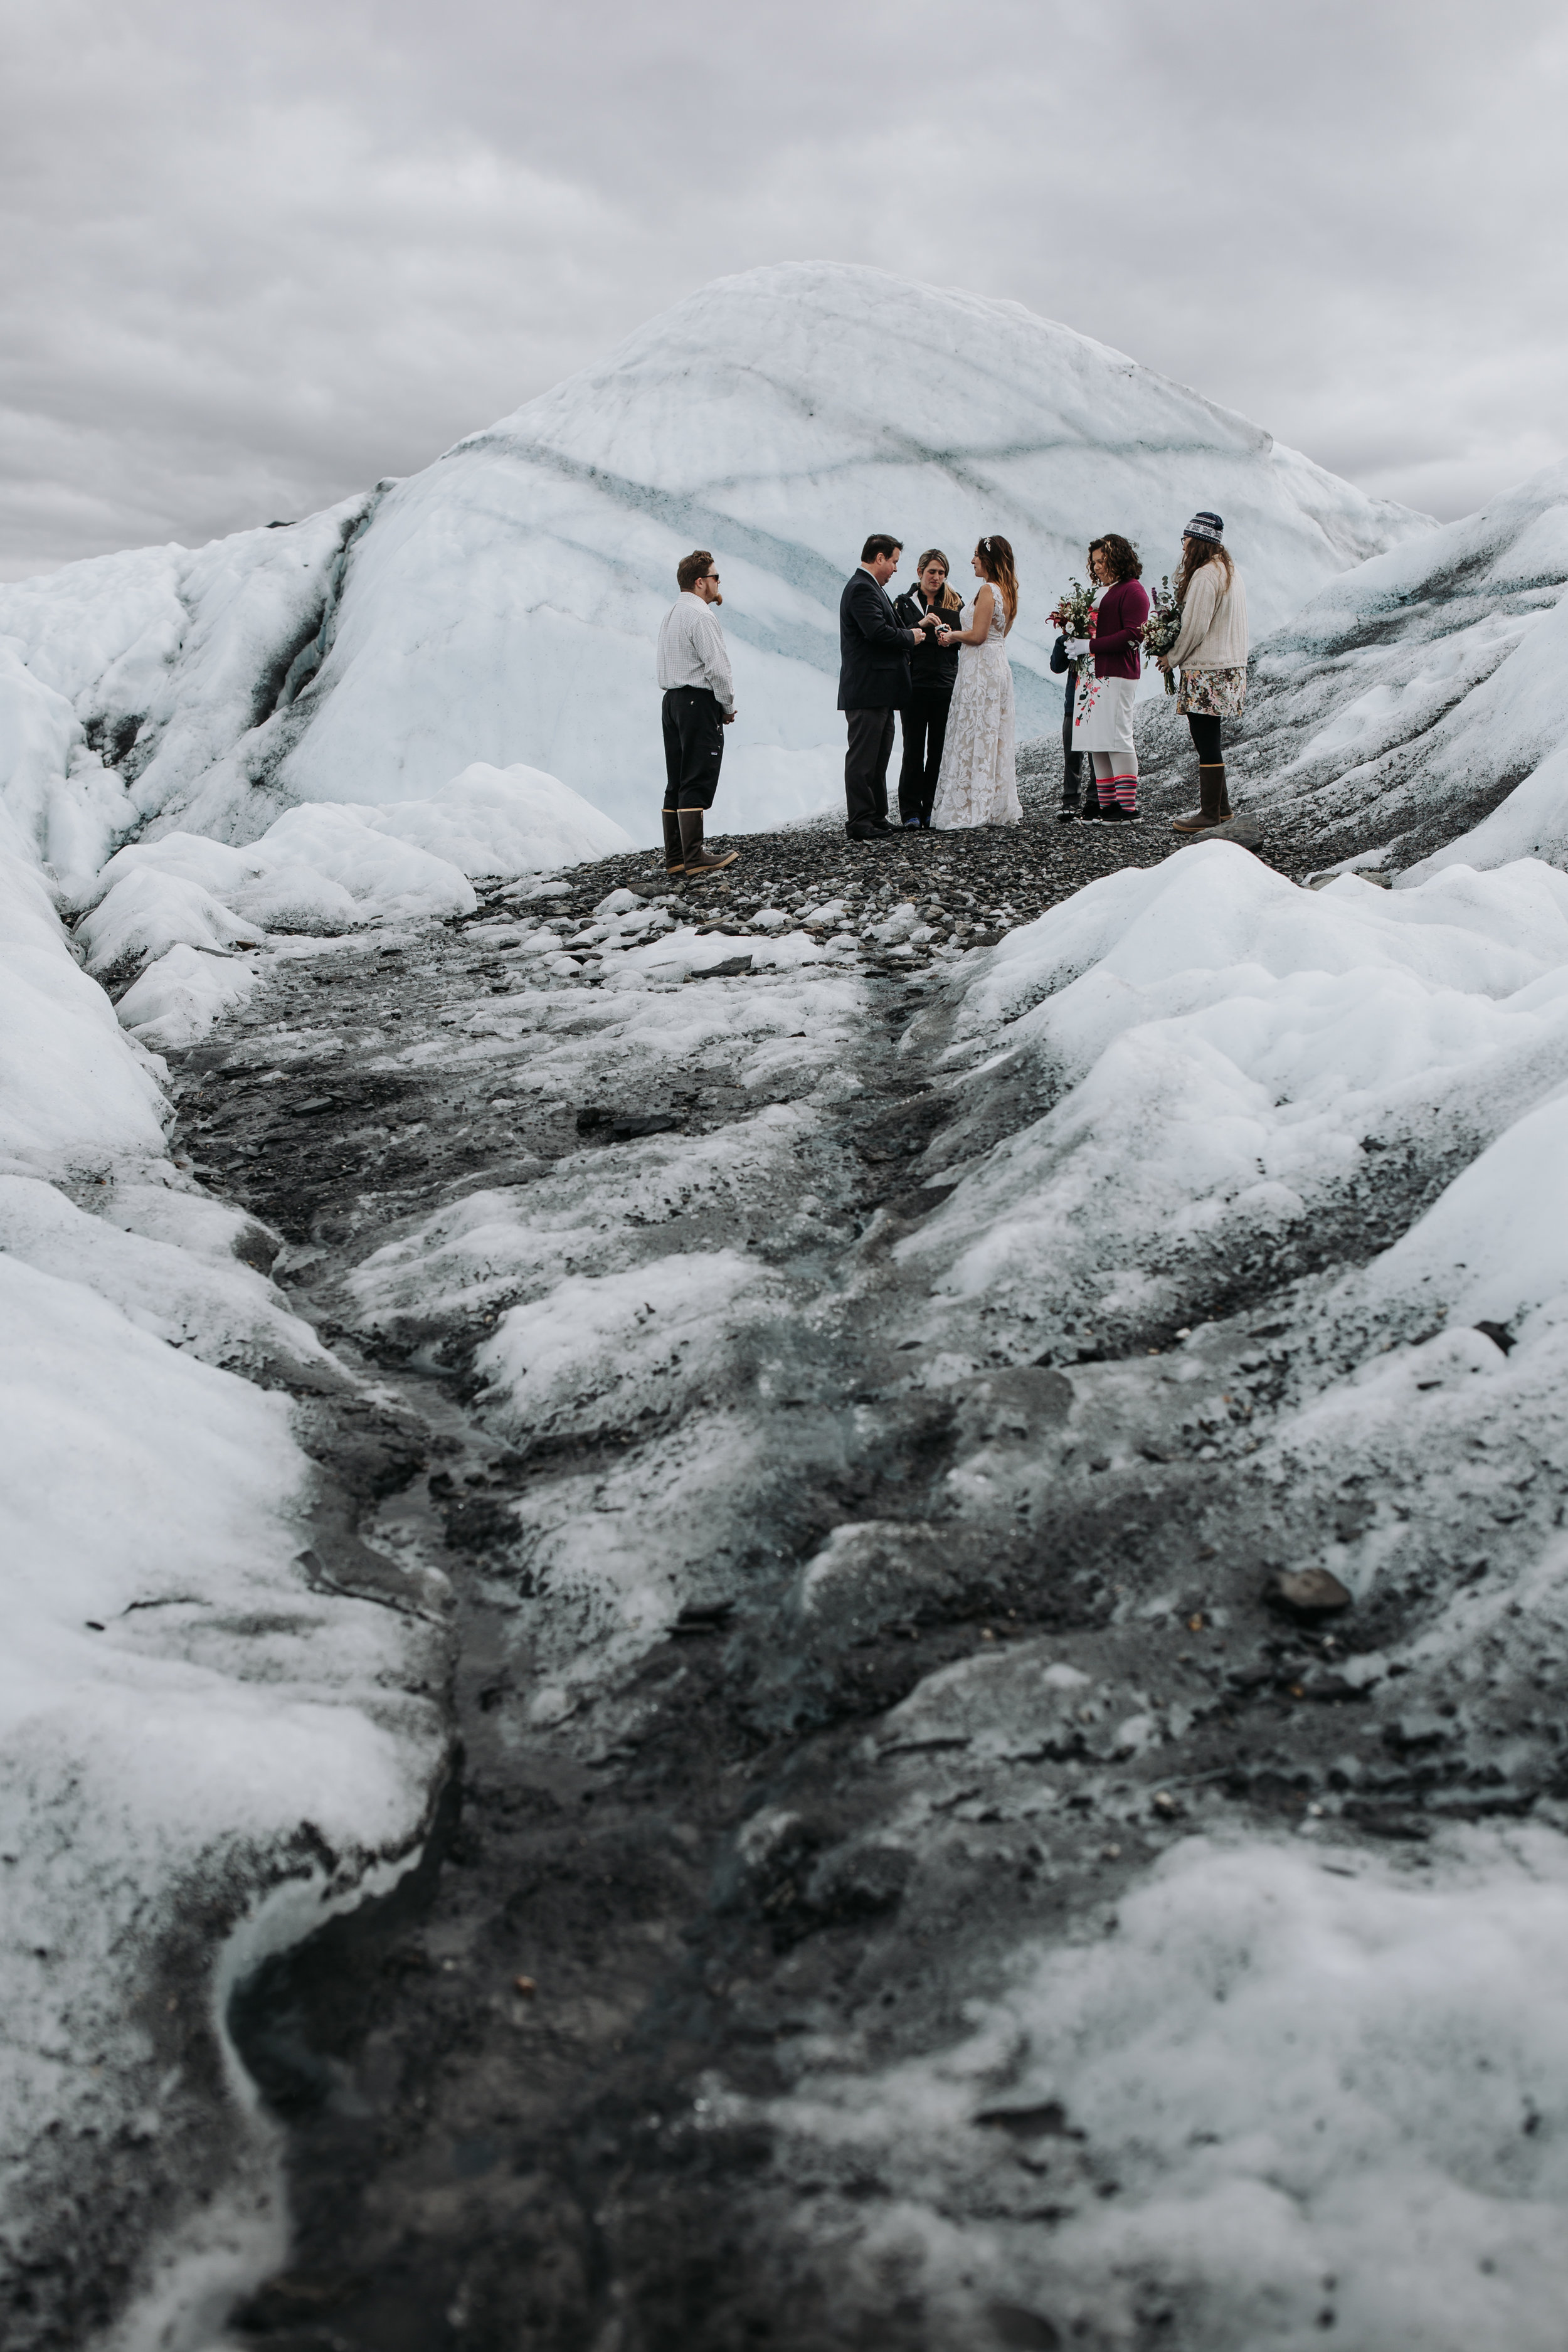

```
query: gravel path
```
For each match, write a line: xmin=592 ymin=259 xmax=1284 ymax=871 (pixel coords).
xmin=466 ymin=740 xmax=1324 ymax=990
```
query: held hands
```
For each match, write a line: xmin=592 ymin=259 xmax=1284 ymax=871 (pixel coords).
xmin=1063 ymin=638 xmax=1091 ymax=660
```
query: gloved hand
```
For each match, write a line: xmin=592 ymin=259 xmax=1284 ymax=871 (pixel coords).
xmin=1064 ymin=638 xmax=1092 ymax=660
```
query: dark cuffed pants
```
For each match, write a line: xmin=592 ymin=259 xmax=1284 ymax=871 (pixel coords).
xmin=844 ymin=706 xmax=896 ymax=835
xmin=662 ymin=684 xmax=725 ymax=810
xmin=1060 ymin=686 xmax=1088 ymax=810
xmin=898 ymin=693 xmax=951 ymax=827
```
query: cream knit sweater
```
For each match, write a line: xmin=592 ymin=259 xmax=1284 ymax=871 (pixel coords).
xmin=1170 ymin=561 xmax=1249 ymax=670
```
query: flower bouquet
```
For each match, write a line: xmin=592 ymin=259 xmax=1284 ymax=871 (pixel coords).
xmin=1142 ymin=575 xmax=1182 ymax=695
xmin=1051 ymin=577 xmax=1098 ymax=673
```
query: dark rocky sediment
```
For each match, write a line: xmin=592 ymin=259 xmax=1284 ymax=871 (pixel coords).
xmin=515 ymin=742 xmax=1323 ymax=963
xmin=78 ymin=750 xmax=1557 ymax=2352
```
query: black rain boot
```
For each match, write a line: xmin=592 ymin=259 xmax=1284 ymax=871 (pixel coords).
xmin=662 ymin=806 xmax=685 ymax=874
xmin=679 ymin=808 xmax=738 ymax=876
xmin=1171 ymin=763 xmax=1225 ymax=835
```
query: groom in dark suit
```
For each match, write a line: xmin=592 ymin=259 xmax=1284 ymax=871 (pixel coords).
xmin=838 ymin=534 xmax=934 ymax=840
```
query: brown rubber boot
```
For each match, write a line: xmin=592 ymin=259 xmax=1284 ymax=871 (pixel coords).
xmin=679 ymin=809 xmax=738 ymax=876
xmin=1171 ymin=763 xmax=1226 ymax=835
xmin=1214 ymin=762 xmax=1232 ymax=818
xmin=662 ymin=806 xmax=685 ymax=874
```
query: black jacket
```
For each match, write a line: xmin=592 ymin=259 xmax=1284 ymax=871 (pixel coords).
xmin=894 ymin=583 xmax=965 ymax=697
xmin=1050 ymin=632 xmax=1077 ymax=707
xmin=838 ymin=568 xmax=919 ymax=711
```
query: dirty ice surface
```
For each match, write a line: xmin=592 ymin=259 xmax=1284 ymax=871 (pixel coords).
xmin=267 ymin=837 xmax=1568 ymax=2346
xmin=681 ymin=846 xmax=1568 ymax=2346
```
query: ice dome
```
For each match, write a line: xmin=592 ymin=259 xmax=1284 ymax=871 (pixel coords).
xmin=0 ymin=264 xmax=1434 ymax=855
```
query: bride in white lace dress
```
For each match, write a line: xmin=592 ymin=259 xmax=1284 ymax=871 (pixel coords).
xmin=929 ymin=535 xmax=1022 ymax=829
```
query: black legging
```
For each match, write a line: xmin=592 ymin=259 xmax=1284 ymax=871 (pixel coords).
xmin=1187 ymin=712 xmax=1223 ymax=762
xmin=898 ymin=696 xmax=951 ymax=827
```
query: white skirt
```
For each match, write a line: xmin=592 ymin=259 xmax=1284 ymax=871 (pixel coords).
xmin=1072 ymin=670 xmax=1138 ymax=765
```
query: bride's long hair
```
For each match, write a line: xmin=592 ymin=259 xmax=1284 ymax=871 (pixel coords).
xmin=975 ymin=535 xmax=1018 ymax=632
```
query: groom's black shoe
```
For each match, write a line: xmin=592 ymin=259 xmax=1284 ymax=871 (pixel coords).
xmin=847 ymin=825 xmax=892 ymax=845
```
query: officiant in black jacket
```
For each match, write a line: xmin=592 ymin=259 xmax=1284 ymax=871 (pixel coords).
xmin=837 ymin=534 xmax=931 ymax=840
xmin=893 ymin=549 xmax=963 ymax=828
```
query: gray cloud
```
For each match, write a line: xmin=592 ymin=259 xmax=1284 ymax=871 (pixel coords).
xmin=4 ymin=0 xmax=1565 ymax=578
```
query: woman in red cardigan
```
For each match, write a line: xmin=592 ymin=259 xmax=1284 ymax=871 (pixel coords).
xmin=1064 ymin=536 xmax=1150 ymax=822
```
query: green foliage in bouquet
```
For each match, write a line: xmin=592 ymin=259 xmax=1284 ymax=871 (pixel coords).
xmin=1143 ymin=575 xmax=1182 ymax=696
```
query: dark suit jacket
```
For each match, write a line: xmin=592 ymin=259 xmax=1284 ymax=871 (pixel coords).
xmin=838 ymin=568 xmax=918 ymax=711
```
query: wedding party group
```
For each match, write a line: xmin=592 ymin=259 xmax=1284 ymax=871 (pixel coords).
xmin=653 ymin=516 xmax=1248 ymax=872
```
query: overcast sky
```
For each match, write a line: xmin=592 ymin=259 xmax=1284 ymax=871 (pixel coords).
xmin=4 ymin=0 xmax=1565 ymax=580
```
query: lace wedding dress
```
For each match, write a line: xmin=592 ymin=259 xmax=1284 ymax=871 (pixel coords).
xmin=930 ymin=586 xmax=1021 ymax=829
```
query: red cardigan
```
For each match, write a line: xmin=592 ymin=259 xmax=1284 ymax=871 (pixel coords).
xmin=1089 ymin=579 xmax=1150 ymax=679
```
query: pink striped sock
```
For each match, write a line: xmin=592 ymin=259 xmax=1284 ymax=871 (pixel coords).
xmin=1113 ymin=773 xmax=1138 ymax=811
xmin=1096 ymin=773 xmax=1117 ymax=808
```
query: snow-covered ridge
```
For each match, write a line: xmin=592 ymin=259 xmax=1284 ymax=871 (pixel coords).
xmin=0 ymin=807 xmax=450 ymax=2328
xmin=0 ymin=264 xmax=1431 ymax=863
xmin=1176 ymin=458 xmax=1568 ymax=875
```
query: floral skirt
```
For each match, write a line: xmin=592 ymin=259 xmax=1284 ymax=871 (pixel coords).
xmin=1177 ymin=665 xmax=1247 ymax=718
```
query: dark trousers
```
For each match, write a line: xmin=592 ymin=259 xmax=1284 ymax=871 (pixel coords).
xmin=1187 ymin=712 xmax=1224 ymax=761
xmin=662 ymin=685 xmax=724 ymax=810
xmin=843 ymin=706 xmax=896 ymax=835
xmin=898 ymin=694 xmax=951 ymax=827
xmin=1060 ymin=687 xmax=1088 ymax=809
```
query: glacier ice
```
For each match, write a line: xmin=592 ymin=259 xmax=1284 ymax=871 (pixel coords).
xmin=1179 ymin=457 xmax=1568 ymax=874
xmin=0 ymin=265 xmax=1431 ymax=864
xmin=6 ymin=259 xmax=1568 ymax=2348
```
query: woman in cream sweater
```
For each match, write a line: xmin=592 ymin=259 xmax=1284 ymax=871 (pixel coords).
xmin=1157 ymin=510 xmax=1249 ymax=834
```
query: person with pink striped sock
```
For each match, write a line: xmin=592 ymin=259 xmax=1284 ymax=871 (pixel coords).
xmin=1064 ymin=536 xmax=1150 ymax=825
